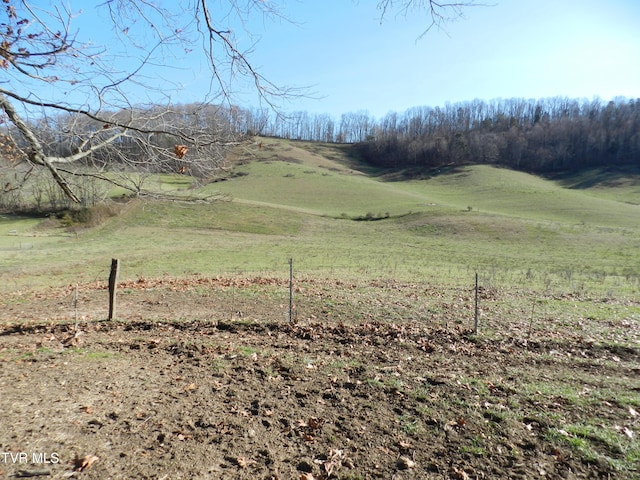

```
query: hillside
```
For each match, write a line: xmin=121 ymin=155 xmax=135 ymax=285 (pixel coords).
xmin=1 ymin=137 xmax=639 ymax=294
xmin=216 ymin=138 xmax=640 ymax=225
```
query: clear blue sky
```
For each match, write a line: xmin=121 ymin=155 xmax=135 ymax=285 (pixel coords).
xmin=245 ymin=0 xmax=640 ymax=118
xmin=68 ymin=0 xmax=640 ymax=119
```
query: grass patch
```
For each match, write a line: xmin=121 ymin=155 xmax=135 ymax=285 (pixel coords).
xmin=460 ymin=437 xmax=488 ymax=457
xmin=83 ymin=350 xmax=115 ymax=360
xmin=546 ymin=423 xmax=639 ymax=472
xmin=399 ymin=414 xmax=422 ymax=436
xmin=237 ymin=345 xmax=258 ymax=357
xmin=366 ymin=378 xmax=385 ymax=389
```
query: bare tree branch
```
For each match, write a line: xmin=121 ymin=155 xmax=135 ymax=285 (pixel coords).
xmin=377 ymin=0 xmax=489 ymax=38
xmin=0 ymin=91 xmax=80 ymax=202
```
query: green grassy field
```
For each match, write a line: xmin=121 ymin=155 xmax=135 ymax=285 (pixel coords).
xmin=1 ymin=138 xmax=639 ymax=295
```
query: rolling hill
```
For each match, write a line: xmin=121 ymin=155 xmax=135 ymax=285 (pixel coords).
xmin=0 ymin=137 xmax=639 ymax=293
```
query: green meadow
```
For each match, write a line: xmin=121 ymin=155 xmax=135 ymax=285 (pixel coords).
xmin=1 ymin=138 xmax=639 ymax=294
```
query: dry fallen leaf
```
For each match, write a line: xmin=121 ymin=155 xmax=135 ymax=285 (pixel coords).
xmin=552 ymin=447 xmax=564 ymax=461
xmin=73 ymin=453 xmax=99 ymax=472
xmin=397 ymin=456 xmax=416 ymax=470
xmin=173 ymin=430 xmax=192 ymax=441
xmin=307 ymin=417 xmax=324 ymax=430
xmin=321 ymin=449 xmax=345 ymax=476
xmin=447 ymin=418 xmax=466 ymax=429
xmin=450 ymin=466 xmax=471 ymax=480
xmin=236 ymin=456 xmax=256 ymax=468
xmin=377 ymin=445 xmax=393 ymax=456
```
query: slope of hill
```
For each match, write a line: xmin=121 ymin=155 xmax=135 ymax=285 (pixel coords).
xmin=215 ymin=139 xmax=640 ymax=229
xmin=1 ymin=137 xmax=639 ymax=293
xmin=548 ymin=165 xmax=640 ymax=205
xmin=402 ymin=165 xmax=640 ymax=228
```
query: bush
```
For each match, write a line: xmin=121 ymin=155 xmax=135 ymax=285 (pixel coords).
xmin=57 ymin=202 xmax=122 ymax=228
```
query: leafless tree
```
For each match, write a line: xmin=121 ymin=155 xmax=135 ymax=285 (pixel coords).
xmin=0 ymin=0 xmax=482 ymax=204
xmin=0 ymin=0 xmax=294 ymax=202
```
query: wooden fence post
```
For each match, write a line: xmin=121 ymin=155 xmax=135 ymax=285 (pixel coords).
xmin=108 ymin=258 xmax=120 ymax=320
xmin=289 ymin=258 xmax=294 ymax=323
xmin=74 ymin=284 xmax=79 ymax=325
xmin=474 ymin=272 xmax=479 ymax=334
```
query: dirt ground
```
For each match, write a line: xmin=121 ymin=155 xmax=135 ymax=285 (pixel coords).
xmin=1 ymin=276 xmax=638 ymax=479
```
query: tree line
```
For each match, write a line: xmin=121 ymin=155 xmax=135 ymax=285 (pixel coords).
xmin=5 ymin=95 xmax=638 ymax=211
xmin=257 ymin=97 xmax=640 ymax=173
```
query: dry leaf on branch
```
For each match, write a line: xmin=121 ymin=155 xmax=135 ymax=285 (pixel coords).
xmin=174 ymin=144 xmax=188 ymax=159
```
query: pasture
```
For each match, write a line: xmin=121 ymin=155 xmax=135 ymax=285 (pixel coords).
xmin=0 ymin=138 xmax=638 ymax=479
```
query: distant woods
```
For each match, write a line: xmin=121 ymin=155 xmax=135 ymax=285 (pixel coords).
xmin=3 ymin=96 xmax=639 ymax=212
xmin=7 ymin=98 xmax=639 ymax=176
xmin=261 ymin=97 xmax=640 ymax=173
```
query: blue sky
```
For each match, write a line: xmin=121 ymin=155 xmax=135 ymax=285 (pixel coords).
xmin=244 ymin=0 xmax=640 ymax=118
xmin=52 ymin=0 xmax=640 ymax=119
